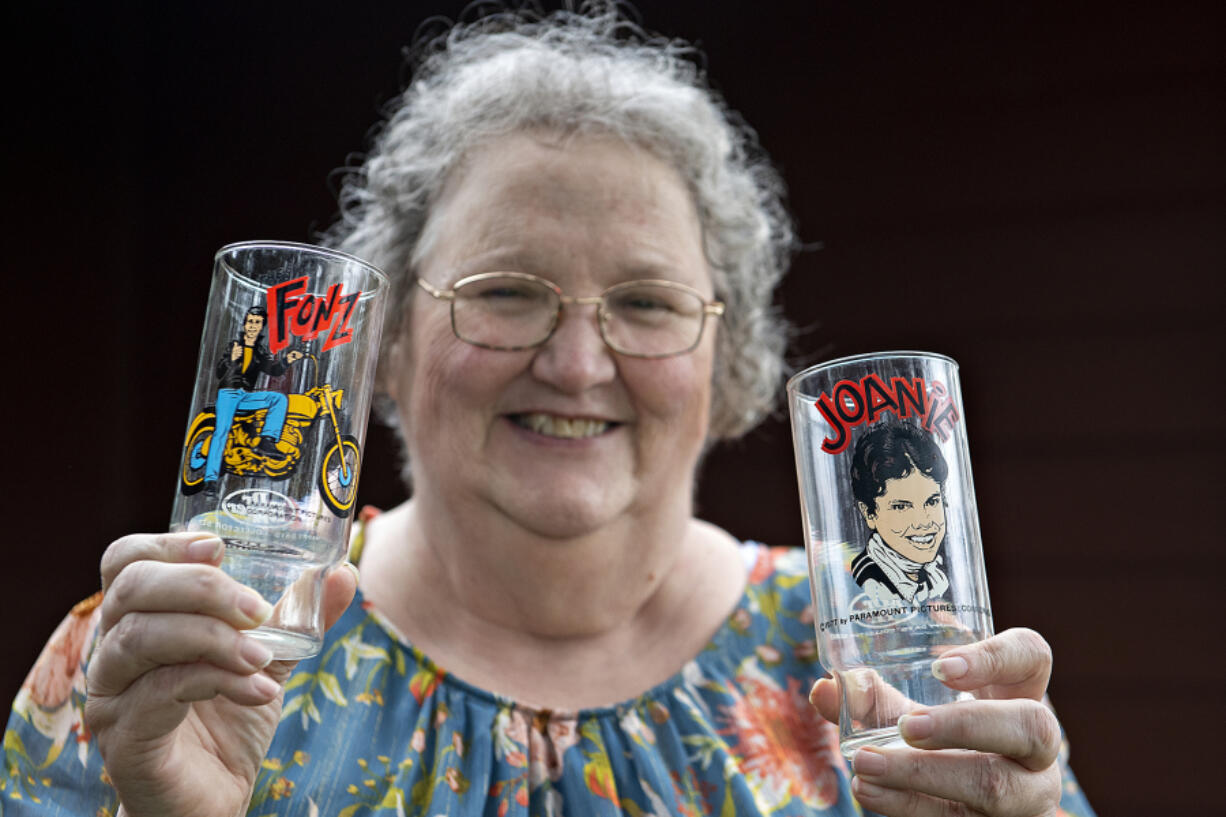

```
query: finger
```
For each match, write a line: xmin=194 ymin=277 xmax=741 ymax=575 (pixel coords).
xmin=851 ymin=776 xmax=989 ymax=817
xmin=899 ymin=699 xmax=1062 ymax=772
xmin=852 ymin=744 xmax=1062 ymax=817
xmin=101 ymin=560 xmax=273 ymax=634
xmin=809 ymin=677 xmax=839 ymax=724
xmin=88 ymin=662 xmax=281 ymax=743
xmin=100 ymin=532 xmax=226 ymax=591
xmin=930 ymin=628 xmax=1052 ymax=700
xmin=87 ymin=611 xmax=275 ymax=698
xmin=257 ymin=562 xmax=360 ymax=683
xmin=809 ymin=668 xmax=920 ymax=729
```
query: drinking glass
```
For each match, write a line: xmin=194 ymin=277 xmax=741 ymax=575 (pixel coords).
xmin=787 ymin=351 xmax=992 ymax=759
xmin=170 ymin=241 xmax=388 ymax=659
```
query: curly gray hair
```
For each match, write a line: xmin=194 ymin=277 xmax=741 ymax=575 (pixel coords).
xmin=324 ymin=3 xmax=795 ymax=441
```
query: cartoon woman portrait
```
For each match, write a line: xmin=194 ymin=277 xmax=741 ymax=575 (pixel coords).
xmin=849 ymin=422 xmax=951 ymax=605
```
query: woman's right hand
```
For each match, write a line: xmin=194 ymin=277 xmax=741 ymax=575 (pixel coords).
xmin=84 ymin=532 xmax=357 ymax=817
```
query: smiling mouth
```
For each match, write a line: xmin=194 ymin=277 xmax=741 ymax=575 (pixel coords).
xmin=510 ymin=413 xmax=614 ymax=439
xmin=905 ymin=533 xmax=939 ymax=547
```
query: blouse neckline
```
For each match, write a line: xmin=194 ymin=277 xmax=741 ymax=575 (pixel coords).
xmin=348 ymin=541 xmax=766 ymax=721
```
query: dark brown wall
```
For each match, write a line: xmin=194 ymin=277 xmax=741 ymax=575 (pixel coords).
xmin=6 ymin=3 xmax=1223 ymax=815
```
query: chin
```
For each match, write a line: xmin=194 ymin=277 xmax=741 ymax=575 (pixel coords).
xmin=496 ymin=482 xmax=634 ymax=541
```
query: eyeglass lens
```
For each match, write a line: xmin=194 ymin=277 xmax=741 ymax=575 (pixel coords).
xmin=451 ymin=275 xmax=708 ymax=356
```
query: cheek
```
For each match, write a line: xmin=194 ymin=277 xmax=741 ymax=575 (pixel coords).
xmin=884 ymin=513 xmax=907 ymax=533
xmin=623 ymin=352 xmax=714 ymax=433
xmin=395 ymin=318 xmax=492 ymax=440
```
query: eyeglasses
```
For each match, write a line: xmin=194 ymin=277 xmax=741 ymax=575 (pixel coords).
xmin=415 ymin=272 xmax=725 ymax=358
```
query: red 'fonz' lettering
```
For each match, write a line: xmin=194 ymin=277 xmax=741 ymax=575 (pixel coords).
xmin=814 ymin=373 xmax=961 ymax=454
xmin=266 ymin=276 xmax=362 ymax=354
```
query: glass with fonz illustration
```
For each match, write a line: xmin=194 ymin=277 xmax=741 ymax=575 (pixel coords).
xmin=170 ymin=241 xmax=388 ymax=659
xmin=788 ymin=352 xmax=992 ymax=759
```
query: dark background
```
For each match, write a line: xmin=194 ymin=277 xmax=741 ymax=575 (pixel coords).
xmin=6 ymin=2 xmax=1223 ymax=814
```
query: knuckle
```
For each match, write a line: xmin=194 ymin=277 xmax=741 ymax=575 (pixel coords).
xmin=972 ymin=754 xmax=1015 ymax=807
xmin=99 ymin=534 xmax=142 ymax=585
xmin=1022 ymin=703 xmax=1062 ymax=766
xmin=111 ymin=613 xmax=147 ymax=658
xmin=191 ymin=565 xmax=230 ymax=602
xmin=1039 ymin=763 xmax=1063 ymax=808
xmin=104 ymin=562 xmax=142 ymax=611
xmin=940 ymin=703 xmax=977 ymax=746
xmin=1014 ymin=627 xmax=1053 ymax=670
xmin=83 ymin=696 xmax=111 ymax=740
xmin=945 ymin=802 xmax=974 ymax=817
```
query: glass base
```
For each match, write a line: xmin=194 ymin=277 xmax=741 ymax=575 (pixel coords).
xmin=246 ymin=625 xmax=322 ymax=661
xmin=839 ymin=726 xmax=908 ymax=763
xmin=835 ymin=659 xmax=974 ymax=762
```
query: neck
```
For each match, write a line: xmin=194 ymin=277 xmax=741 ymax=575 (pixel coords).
xmin=358 ymin=490 xmax=744 ymax=709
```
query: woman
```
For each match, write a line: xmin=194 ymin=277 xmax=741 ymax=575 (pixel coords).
xmin=6 ymin=7 xmax=1094 ymax=816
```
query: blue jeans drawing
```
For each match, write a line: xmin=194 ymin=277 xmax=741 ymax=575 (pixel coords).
xmin=204 ymin=388 xmax=289 ymax=482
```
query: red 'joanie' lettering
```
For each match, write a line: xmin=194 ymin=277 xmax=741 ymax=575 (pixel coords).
xmin=814 ymin=373 xmax=928 ymax=454
xmin=266 ymin=276 xmax=362 ymax=354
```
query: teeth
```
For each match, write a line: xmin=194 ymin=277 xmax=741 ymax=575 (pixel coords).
xmin=909 ymin=534 xmax=935 ymax=544
xmin=515 ymin=413 xmax=610 ymax=439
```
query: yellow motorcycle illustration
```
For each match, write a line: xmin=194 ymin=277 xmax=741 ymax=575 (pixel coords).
xmin=178 ymin=355 xmax=360 ymax=517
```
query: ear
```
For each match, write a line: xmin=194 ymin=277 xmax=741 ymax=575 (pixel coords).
xmin=857 ymin=501 xmax=876 ymax=530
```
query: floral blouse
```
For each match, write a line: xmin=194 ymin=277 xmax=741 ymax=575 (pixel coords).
xmin=4 ymin=541 xmax=1096 ymax=816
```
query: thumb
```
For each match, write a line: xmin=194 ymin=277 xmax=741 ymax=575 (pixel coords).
xmin=263 ymin=564 xmax=359 ymax=683
xmin=322 ymin=562 xmax=360 ymax=632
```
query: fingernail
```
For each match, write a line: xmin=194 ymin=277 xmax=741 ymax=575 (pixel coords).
xmin=899 ymin=712 xmax=934 ymax=741
xmin=851 ymin=777 xmax=885 ymax=800
xmin=251 ymin=673 xmax=281 ymax=698
xmin=187 ymin=536 xmax=224 ymax=562
xmin=853 ymin=748 xmax=887 ymax=777
xmin=932 ymin=655 xmax=968 ymax=681
xmin=240 ymin=636 xmax=274 ymax=669
xmin=344 ymin=562 xmax=360 ymax=583
xmin=238 ymin=591 xmax=274 ymax=625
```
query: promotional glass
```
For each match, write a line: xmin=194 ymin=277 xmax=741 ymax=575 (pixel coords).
xmin=787 ymin=352 xmax=992 ymax=759
xmin=170 ymin=241 xmax=388 ymax=659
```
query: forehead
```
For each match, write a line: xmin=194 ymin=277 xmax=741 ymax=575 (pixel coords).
xmin=417 ymin=131 xmax=708 ymax=287
xmin=880 ymin=469 xmax=941 ymax=498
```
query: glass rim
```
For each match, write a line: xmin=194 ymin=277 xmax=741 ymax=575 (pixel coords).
xmin=216 ymin=240 xmax=390 ymax=290
xmin=787 ymin=350 xmax=959 ymax=395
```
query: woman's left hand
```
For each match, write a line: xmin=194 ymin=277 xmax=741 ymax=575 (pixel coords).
xmin=810 ymin=627 xmax=1063 ymax=816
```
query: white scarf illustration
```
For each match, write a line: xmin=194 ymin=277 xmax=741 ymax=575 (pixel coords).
xmin=865 ymin=532 xmax=949 ymax=604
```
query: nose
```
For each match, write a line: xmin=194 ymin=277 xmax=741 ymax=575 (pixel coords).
xmin=530 ymin=302 xmax=617 ymax=393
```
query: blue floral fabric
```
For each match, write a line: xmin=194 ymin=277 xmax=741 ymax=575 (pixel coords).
xmin=5 ymin=543 xmax=1096 ymax=816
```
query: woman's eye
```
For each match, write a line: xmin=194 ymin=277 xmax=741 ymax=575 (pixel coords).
xmin=621 ymin=294 xmax=672 ymax=312
xmin=889 ymin=501 xmax=910 ymax=511
xmin=480 ymin=286 xmax=532 ymax=299
xmin=925 ymin=495 xmax=943 ymax=508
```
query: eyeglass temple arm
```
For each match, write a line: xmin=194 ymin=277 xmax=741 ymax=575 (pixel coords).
xmin=415 ymin=277 xmax=454 ymax=301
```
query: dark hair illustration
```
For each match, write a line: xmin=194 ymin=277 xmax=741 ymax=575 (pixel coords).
xmin=850 ymin=422 xmax=948 ymax=514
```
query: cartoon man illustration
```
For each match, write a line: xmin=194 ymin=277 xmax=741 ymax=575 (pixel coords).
xmin=849 ymin=422 xmax=950 ymax=605
xmin=203 ymin=305 xmax=304 ymax=495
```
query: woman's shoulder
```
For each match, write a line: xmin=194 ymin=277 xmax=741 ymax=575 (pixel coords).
xmin=5 ymin=592 xmax=110 ymax=809
xmin=12 ymin=592 xmax=103 ymax=727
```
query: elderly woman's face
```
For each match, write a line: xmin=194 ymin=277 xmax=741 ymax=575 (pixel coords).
xmin=389 ymin=132 xmax=717 ymax=538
